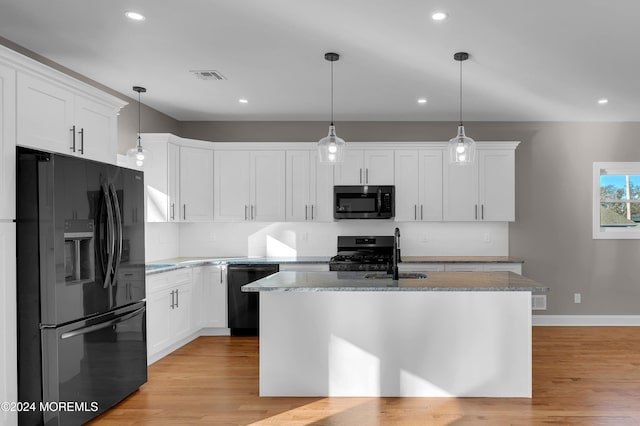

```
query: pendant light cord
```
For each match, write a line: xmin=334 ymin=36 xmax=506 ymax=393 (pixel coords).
xmin=330 ymin=59 xmax=334 ymax=126
xmin=459 ymin=58 xmax=463 ymax=126
xmin=137 ymin=90 xmax=142 ymax=148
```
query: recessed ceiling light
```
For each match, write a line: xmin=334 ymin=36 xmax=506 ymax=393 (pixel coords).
xmin=239 ymin=99 xmax=248 ymax=104
xmin=125 ymin=11 xmax=146 ymax=21
xmin=431 ymin=12 xmax=448 ymax=21
xmin=417 ymin=98 xmax=427 ymax=104
xmin=597 ymin=98 xmax=608 ymax=105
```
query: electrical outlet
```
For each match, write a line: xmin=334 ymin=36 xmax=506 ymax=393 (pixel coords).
xmin=302 ymin=232 xmax=309 ymax=242
xmin=574 ymin=293 xmax=581 ymax=304
xmin=210 ymin=232 xmax=217 ymax=241
xmin=421 ymin=232 xmax=429 ymax=242
xmin=483 ymin=233 xmax=491 ymax=243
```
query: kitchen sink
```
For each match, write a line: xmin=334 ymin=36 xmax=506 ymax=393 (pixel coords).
xmin=364 ymin=272 xmax=427 ymax=279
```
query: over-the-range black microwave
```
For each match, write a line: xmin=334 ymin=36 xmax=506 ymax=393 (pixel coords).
xmin=334 ymin=185 xmax=395 ymax=219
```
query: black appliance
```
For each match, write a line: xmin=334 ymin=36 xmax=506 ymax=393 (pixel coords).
xmin=329 ymin=235 xmax=397 ymax=271
xmin=16 ymin=147 xmax=147 ymax=426
xmin=334 ymin=185 xmax=395 ymax=219
xmin=227 ymin=264 xmax=279 ymax=336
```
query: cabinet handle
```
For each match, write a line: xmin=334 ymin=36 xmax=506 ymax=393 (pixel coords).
xmin=171 ymin=203 xmax=175 ymax=221
xmin=475 ymin=204 xmax=478 ymax=220
xmin=414 ymin=205 xmax=417 ymax=220
xmin=481 ymin=204 xmax=484 ymax=220
xmin=170 ymin=290 xmax=175 ymax=309
xmin=311 ymin=204 xmax=314 ymax=220
xmin=70 ymin=125 xmax=76 ymax=152
xmin=366 ymin=168 xmax=369 ymax=184
xmin=359 ymin=168 xmax=363 ymax=184
xmin=244 ymin=205 xmax=248 ymax=220
xmin=220 ymin=267 xmax=224 ymax=284
xmin=78 ymin=128 xmax=84 ymax=154
xmin=183 ymin=204 xmax=186 ymax=220
xmin=305 ymin=205 xmax=308 ymax=220
xmin=251 ymin=205 xmax=254 ymax=220
xmin=421 ymin=204 xmax=424 ymax=220
xmin=175 ymin=288 xmax=179 ymax=308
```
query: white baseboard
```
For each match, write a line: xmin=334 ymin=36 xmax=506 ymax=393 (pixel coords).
xmin=533 ymin=315 xmax=640 ymax=326
xmin=200 ymin=327 xmax=231 ymax=336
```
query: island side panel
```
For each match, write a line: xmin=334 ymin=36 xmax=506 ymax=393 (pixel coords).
xmin=259 ymin=291 xmax=532 ymax=397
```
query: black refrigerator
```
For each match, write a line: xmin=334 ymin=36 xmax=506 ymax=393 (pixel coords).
xmin=16 ymin=147 xmax=147 ymax=426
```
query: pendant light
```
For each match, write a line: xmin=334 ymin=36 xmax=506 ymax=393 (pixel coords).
xmin=318 ymin=52 xmax=345 ymax=163
xmin=126 ymin=86 xmax=152 ymax=168
xmin=448 ymin=52 xmax=476 ymax=165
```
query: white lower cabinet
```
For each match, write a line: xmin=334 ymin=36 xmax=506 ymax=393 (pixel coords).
xmin=201 ymin=265 xmax=228 ymax=329
xmin=146 ymin=269 xmax=195 ymax=363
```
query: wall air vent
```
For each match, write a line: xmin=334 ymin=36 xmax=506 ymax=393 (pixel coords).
xmin=190 ymin=70 xmax=227 ymax=80
xmin=532 ymin=295 xmax=547 ymax=310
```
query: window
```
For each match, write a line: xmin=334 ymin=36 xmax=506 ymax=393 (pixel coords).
xmin=593 ymin=162 xmax=640 ymax=239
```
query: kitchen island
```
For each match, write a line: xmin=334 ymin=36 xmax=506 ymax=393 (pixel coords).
xmin=243 ymin=271 xmax=547 ymax=398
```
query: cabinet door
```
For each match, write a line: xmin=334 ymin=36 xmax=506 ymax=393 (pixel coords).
xmin=202 ymin=265 xmax=227 ymax=328
xmin=443 ymin=153 xmax=477 ymax=221
xmin=214 ymin=151 xmax=251 ymax=221
xmin=394 ymin=150 xmax=420 ymax=221
xmin=285 ymin=151 xmax=312 ymax=221
xmin=170 ymin=282 xmax=193 ymax=342
xmin=146 ymin=289 xmax=172 ymax=356
xmin=0 ymin=223 xmax=17 ymax=426
xmin=17 ymin=72 xmax=74 ymax=154
xmin=0 ymin=63 xmax=16 ymax=220
xmin=180 ymin=146 xmax=214 ymax=221
xmin=418 ymin=150 xmax=443 ymax=221
xmin=312 ymin=151 xmax=335 ymax=222
xmin=334 ymin=149 xmax=365 ymax=184
xmin=252 ymin=151 xmax=286 ymax=221
xmin=191 ymin=267 xmax=204 ymax=330
xmin=364 ymin=150 xmax=394 ymax=184
xmin=478 ymin=150 xmax=515 ymax=221
xmin=74 ymin=95 xmax=116 ymax=163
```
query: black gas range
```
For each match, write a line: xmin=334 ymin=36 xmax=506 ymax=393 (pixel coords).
xmin=329 ymin=236 xmax=396 ymax=271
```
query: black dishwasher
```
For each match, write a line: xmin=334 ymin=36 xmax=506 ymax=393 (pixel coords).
xmin=227 ymin=264 xmax=279 ymax=336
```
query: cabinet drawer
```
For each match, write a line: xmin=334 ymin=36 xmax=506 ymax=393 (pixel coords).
xmin=146 ymin=268 xmax=192 ymax=293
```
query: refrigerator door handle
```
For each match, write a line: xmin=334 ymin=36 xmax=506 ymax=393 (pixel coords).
xmin=101 ymin=183 xmax=116 ymax=289
xmin=60 ymin=306 xmax=146 ymax=340
xmin=109 ymin=183 xmax=123 ymax=287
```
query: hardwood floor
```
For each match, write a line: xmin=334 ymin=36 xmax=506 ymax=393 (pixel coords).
xmin=88 ymin=327 xmax=640 ymax=425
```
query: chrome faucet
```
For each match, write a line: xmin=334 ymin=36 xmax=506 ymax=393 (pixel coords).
xmin=392 ymin=227 xmax=400 ymax=280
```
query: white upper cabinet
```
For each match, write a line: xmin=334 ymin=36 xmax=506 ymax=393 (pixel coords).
xmin=334 ymin=149 xmax=394 ymax=185
xmin=285 ymin=150 xmax=334 ymax=221
xmin=394 ymin=150 xmax=443 ymax=221
xmin=16 ymin=71 xmax=124 ymax=164
xmin=143 ymin=137 xmax=180 ymax=222
xmin=444 ymin=146 xmax=516 ymax=221
xmin=215 ymin=150 xmax=285 ymax=222
xmin=179 ymin=146 xmax=214 ymax=222
xmin=0 ymin=63 xmax=16 ymax=220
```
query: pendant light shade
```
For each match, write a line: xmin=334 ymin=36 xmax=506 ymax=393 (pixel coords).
xmin=126 ymin=86 xmax=152 ymax=168
xmin=318 ymin=52 xmax=345 ymax=163
xmin=448 ymin=52 xmax=476 ymax=165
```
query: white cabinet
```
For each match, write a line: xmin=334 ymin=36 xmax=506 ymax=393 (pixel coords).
xmin=214 ymin=150 xmax=285 ymax=222
xmin=179 ymin=146 xmax=214 ymax=221
xmin=144 ymin=138 xmax=180 ymax=222
xmin=334 ymin=149 xmax=394 ymax=185
xmin=394 ymin=150 xmax=443 ymax=221
xmin=285 ymin=150 xmax=333 ymax=222
xmin=201 ymin=265 xmax=228 ymax=328
xmin=444 ymin=148 xmax=515 ymax=221
xmin=16 ymin=72 xmax=122 ymax=164
xmin=0 ymin=223 xmax=17 ymax=426
xmin=0 ymin=63 xmax=16 ymax=220
xmin=146 ymin=269 xmax=195 ymax=363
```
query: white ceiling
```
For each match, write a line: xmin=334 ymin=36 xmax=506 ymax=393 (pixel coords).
xmin=1 ymin=0 xmax=639 ymax=122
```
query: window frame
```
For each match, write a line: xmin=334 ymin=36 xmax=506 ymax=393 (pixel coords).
xmin=593 ymin=162 xmax=640 ymax=239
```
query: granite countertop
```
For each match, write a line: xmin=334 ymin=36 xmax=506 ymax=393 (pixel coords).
xmin=401 ymin=256 xmax=523 ymax=263
xmin=241 ymin=271 xmax=548 ymax=293
xmin=146 ymin=256 xmax=524 ymax=275
xmin=146 ymin=256 xmax=331 ymax=274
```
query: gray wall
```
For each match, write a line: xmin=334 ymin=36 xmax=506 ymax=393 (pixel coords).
xmin=178 ymin=120 xmax=640 ymax=316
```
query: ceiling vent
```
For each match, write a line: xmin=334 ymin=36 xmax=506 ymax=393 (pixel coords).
xmin=190 ymin=70 xmax=227 ymax=80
